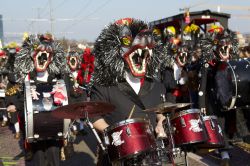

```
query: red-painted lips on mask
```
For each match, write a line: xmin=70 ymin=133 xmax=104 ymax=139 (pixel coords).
xmin=123 ymin=29 xmax=155 ymax=78
xmin=33 ymin=44 xmax=52 ymax=72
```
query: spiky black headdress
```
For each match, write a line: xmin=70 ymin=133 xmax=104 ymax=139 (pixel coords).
xmin=14 ymin=34 xmax=67 ymax=75
xmin=200 ymin=29 xmax=239 ymax=62
xmin=93 ymin=18 xmax=172 ymax=86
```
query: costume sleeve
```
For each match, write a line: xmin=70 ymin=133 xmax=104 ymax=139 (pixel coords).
xmin=90 ymin=85 xmax=109 ymax=123
xmin=5 ymin=85 xmax=24 ymax=112
xmin=162 ymin=68 xmax=176 ymax=103
xmin=64 ymin=74 xmax=87 ymax=104
xmin=162 ymin=67 xmax=176 ymax=92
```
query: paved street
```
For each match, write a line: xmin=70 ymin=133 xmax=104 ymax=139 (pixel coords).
xmin=1 ymin=122 xmax=250 ymax=166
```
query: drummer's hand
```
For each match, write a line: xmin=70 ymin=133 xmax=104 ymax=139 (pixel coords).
xmin=0 ymin=83 xmax=6 ymax=89
xmin=201 ymin=108 xmax=206 ymax=115
xmin=155 ymin=120 xmax=167 ymax=138
xmin=155 ymin=114 xmax=166 ymax=138
xmin=93 ymin=118 xmax=109 ymax=133
xmin=7 ymin=105 xmax=17 ymax=112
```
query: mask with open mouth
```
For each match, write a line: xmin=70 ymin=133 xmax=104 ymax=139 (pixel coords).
xmin=14 ymin=34 xmax=66 ymax=76
xmin=175 ymin=48 xmax=188 ymax=67
xmin=67 ymin=51 xmax=81 ymax=71
xmin=217 ymin=38 xmax=234 ymax=61
xmin=33 ymin=44 xmax=53 ymax=72
xmin=200 ymin=29 xmax=239 ymax=62
xmin=121 ymin=27 xmax=154 ymax=77
xmin=93 ymin=18 xmax=172 ymax=86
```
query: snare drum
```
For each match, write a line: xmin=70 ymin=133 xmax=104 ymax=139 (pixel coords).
xmin=171 ymin=109 xmax=207 ymax=146
xmin=103 ymin=118 xmax=156 ymax=161
xmin=25 ymin=79 xmax=70 ymax=143
xmin=198 ymin=116 xmax=225 ymax=148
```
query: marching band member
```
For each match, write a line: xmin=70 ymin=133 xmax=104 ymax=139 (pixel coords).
xmin=0 ymin=49 xmax=8 ymax=127
xmin=3 ymin=42 xmax=22 ymax=139
xmin=199 ymin=26 xmax=239 ymax=166
xmin=14 ymin=33 xmax=68 ymax=166
xmin=90 ymin=18 xmax=173 ymax=165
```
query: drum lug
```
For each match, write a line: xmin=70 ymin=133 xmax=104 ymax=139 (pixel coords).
xmin=210 ymin=119 xmax=215 ymax=130
xmin=104 ymin=134 xmax=110 ymax=145
xmin=126 ymin=127 xmax=131 ymax=136
xmin=180 ymin=117 xmax=186 ymax=127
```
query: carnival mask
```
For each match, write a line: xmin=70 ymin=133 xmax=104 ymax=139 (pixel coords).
xmin=33 ymin=43 xmax=53 ymax=72
xmin=176 ymin=47 xmax=188 ymax=67
xmin=67 ymin=51 xmax=80 ymax=71
xmin=93 ymin=18 xmax=171 ymax=86
xmin=118 ymin=20 xmax=155 ymax=77
xmin=217 ymin=39 xmax=232 ymax=61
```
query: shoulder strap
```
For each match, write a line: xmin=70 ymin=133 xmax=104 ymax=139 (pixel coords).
xmin=117 ymin=82 xmax=146 ymax=110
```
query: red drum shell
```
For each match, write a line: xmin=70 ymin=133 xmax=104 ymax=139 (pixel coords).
xmin=198 ymin=116 xmax=225 ymax=148
xmin=171 ymin=109 xmax=208 ymax=146
xmin=104 ymin=118 xmax=156 ymax=161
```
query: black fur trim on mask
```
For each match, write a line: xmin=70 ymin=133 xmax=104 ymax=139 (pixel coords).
xmin=14 ymin=34 xmax=68 ymax=75
xmin=92 ymin=18 xmax=172 ymax=86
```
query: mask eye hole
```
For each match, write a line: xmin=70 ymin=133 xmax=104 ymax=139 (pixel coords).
xmin=121 ymin=36 xmax=132 ymax=47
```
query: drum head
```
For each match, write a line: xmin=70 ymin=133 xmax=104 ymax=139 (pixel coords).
xmin=172 ymin=109 xmax=201 ymax=119
xmin=105 ymin=118 xmax=149 ymax=132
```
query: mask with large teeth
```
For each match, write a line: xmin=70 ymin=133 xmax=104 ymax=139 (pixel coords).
xmin=67 ymin=51 xmax=80 ymax=71
xmin=33 ymin=44 xmax=52 ymax=72
xmin=176 ymin=51 xmax=187 ymax=67
xmin=120 ymin=26 xmax=155 ymax=77
xmin=92 ymin=18 xmax=172 ymax=86
xmin=218 ymin=42 xmax=232 ymax=61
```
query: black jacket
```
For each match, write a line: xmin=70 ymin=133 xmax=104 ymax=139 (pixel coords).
xmin=90 ymin=77 xmax=166 ymax=128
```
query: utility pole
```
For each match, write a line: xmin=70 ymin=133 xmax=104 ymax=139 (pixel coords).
xmin=36 ymin=7 xmax=42 ymax=33
xmin=32 ymin=7 xmax=42 ymax=33
xmin=49 ymin=0 xmax=53 ymax=34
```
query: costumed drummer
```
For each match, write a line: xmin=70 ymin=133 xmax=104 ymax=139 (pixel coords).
xmin=199 ymin=25 xmax=239 ymax=166
xmin=14 ymin=33 xmax=69 ymax=166
xmin=60 ymin=45 xmax=92 ymax=160
xmin=3 ymin=42 xmax=22 ymax=139
xmin=90 ymin=18 xmax=173 ymax=165
xmin=0 ymin=49 xmax=8 ymax=127
xmin=70 ymin=46 xmax=95 ymax=131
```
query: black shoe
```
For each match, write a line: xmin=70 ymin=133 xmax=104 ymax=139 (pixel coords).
xmin=25 ymin=151 xmax=33 ymax=161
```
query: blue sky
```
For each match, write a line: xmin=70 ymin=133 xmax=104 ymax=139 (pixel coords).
xmin=1 ymin=0 xmax=250 ymax=43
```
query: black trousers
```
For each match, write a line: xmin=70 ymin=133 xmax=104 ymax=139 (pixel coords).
xmin=32 ymin=140 xmax=60 ymax=166
xmin=0 ymin=98 xmax=6 ymax=119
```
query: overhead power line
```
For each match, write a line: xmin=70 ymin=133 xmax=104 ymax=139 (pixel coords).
xmin=63 ymin=0 xmax=112 ymax=32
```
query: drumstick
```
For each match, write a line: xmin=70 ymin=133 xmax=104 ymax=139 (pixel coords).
xmin=128 ymin=105 xmax=135 ymax=119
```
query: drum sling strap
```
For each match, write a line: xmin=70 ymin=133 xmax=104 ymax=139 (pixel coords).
xmin=199 ymin=65 xmax=208 ymax=109
xmin=117 ymin=82 xmax=146 ymax=110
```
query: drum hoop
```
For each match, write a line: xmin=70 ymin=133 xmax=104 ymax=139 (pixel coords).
xmin=171 ymin=109 xmax=201 ymax=119
xmin=25 ymin=79 xmax=70 ymax=141
xmin=25 ymin=80 xmax=34 ymax=142
xmin=227 ymin=61 xmax=237 ymax=110
xmin=202 ymin=115 xmax=217 ymax=121
xmin=104 ymin=118 xmax=149 ymax=132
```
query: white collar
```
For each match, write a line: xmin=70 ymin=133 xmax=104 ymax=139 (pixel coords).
xmin=125 ymin=72 xmax=141 ymax=94
xmin=36 ymin=70 xmax=49 ymax=82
